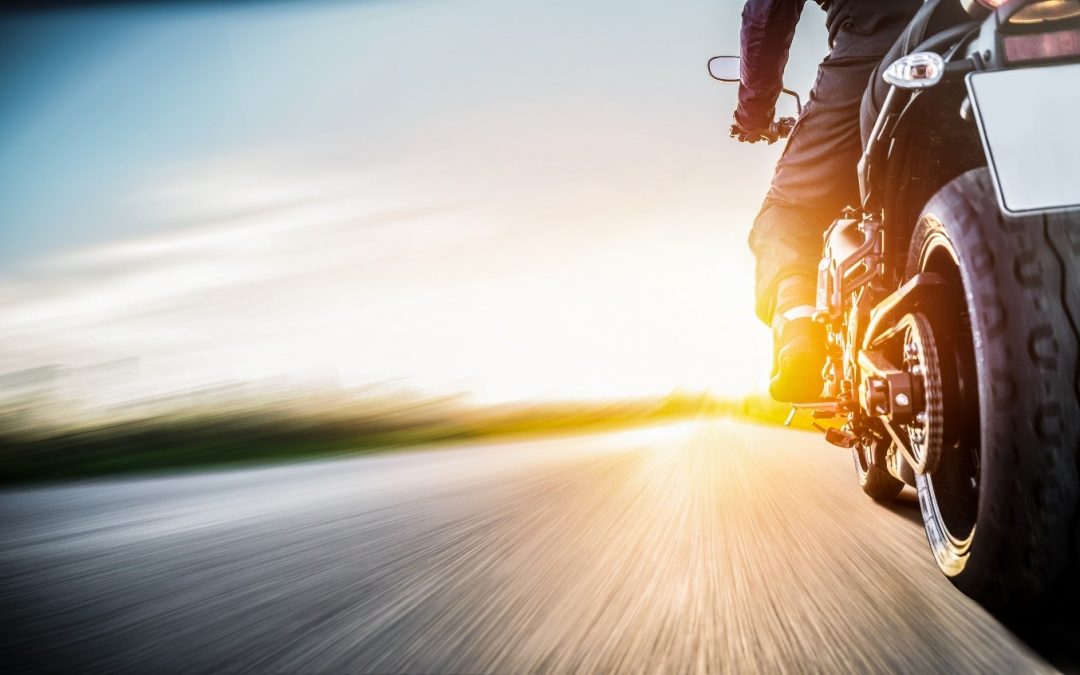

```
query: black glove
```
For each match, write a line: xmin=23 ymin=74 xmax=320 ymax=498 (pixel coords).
xmin=730 ymin=117 xmax=780 ymax=145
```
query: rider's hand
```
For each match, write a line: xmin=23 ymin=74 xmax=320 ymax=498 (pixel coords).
xmin=730 ymin=117 xmax=780 ymax=145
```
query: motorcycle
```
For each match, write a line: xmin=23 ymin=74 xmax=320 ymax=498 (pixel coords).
xmin=710 ymin=0 xmax=1080 ymax=613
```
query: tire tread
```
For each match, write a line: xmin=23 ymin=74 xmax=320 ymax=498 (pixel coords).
xmin=914 ymin=169 xmax=1080 ymax=610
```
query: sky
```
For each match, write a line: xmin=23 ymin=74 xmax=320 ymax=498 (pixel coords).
xmin=0 ymin=0 xmax=828 ymax=405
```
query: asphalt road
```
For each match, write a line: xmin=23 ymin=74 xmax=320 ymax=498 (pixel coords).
xmin=0 ymin=420 xmax=1069 ymax=673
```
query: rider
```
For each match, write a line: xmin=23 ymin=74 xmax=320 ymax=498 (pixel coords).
xmin=733 ymin=0 xmax=921 ymax=402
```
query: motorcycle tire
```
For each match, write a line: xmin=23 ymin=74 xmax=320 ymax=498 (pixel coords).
xmin=907 ymin=168 xmax=1080 ymax=612
xmin=853 ymin=442 xmax=904 ymax=502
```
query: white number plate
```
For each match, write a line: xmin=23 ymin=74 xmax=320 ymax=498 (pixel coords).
xmin=966 ymin=62 xmax=1080 ymax=215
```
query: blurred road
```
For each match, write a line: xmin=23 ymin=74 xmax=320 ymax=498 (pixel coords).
xmin=0 ymin=421 xmax=1062 ymax=673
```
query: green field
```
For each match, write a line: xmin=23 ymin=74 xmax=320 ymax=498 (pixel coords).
xmin=0 ymin=393 xmax=814 ymax=484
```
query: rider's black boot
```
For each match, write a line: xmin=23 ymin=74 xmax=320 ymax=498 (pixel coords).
xmin=768 ymin=276 xmax=826 ymax=403
xmin=769 ymin=316 xmax=827 ymax=403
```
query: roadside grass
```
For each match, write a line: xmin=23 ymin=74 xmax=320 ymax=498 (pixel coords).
xmin=0 ymin=393 xmax=815 ymax=485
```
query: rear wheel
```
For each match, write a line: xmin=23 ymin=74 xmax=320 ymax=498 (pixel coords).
xmin=907 ymin=168 xmax=1080 ymax=612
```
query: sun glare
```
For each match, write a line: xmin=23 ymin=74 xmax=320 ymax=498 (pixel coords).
xmin=0 ymin=0 xmax=787 ymax=414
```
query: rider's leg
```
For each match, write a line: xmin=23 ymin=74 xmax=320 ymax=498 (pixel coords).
xmin=749 ymin=200 xmax=826 ymax=326
xmin=748 ymin=49 xmax=888 ymax=402
xmin=749 ymin=203 xmax=830 ymax=402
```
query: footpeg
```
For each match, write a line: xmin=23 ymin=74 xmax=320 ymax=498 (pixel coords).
xmin=785 ymin=401 xmax=842 ymax=427
xmin=824 ymin=428 xmax=856 ymax=449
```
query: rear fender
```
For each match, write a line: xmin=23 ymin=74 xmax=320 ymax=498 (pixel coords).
xmin=878 ymin=84 xmax=985 ymax=285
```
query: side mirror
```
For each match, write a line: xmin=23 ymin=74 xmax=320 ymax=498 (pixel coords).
xmin=707 ymin=55 xmax=741 ymax=82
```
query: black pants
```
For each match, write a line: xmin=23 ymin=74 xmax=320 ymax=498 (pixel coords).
xmin=747 ymin=31 xmax=899 ymax=325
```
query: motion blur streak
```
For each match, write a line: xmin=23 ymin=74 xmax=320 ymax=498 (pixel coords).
xmin=1 ymin=421 xmax=1048 ymax=673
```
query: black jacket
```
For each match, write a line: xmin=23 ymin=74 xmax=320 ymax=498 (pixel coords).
xmin=736 ymin=0 xmax=922 ymax=129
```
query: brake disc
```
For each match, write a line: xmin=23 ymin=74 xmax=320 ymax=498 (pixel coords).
xmin=902 ymin=313 xmax=944 ymax=474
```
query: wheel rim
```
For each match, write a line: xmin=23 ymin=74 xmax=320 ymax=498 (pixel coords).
xmin=901 ymin=314 xmax=944 ymax=474
xmin=913 ymin=228 xmax=982 ymax=576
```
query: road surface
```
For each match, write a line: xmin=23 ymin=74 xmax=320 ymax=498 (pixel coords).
xmin=0 ymin=420 xmax=1067 ymax=672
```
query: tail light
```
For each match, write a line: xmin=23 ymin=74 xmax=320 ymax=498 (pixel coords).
xmin=995 ymin=0 xmax=1080 ymax=63
xmin=1003 ymin=26 xmax=1080 ymax=60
